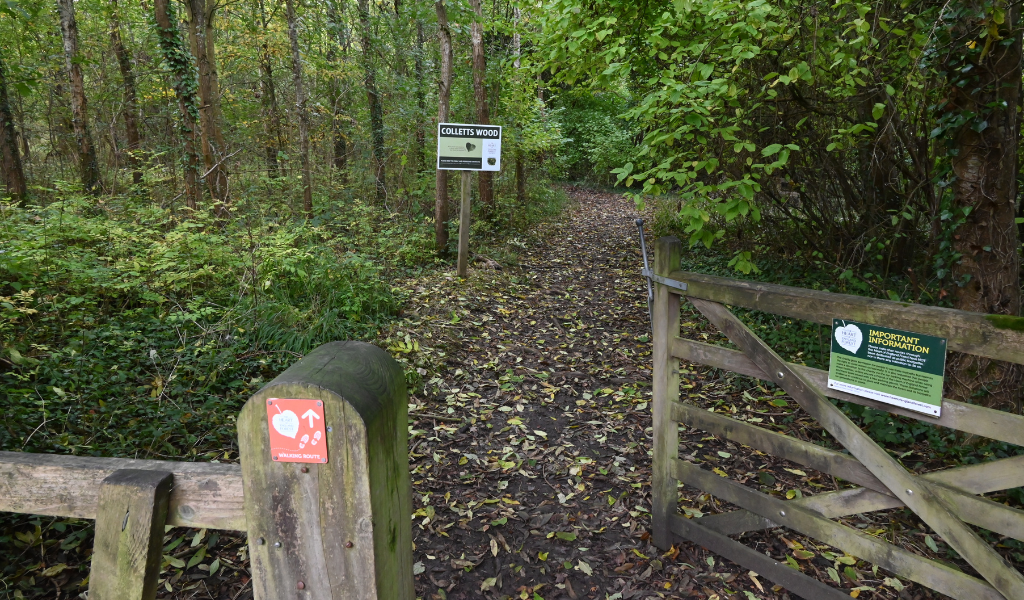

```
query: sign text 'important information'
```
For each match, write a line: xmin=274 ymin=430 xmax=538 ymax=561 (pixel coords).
xmin=827 ymin=319 xmax=946 ymax=417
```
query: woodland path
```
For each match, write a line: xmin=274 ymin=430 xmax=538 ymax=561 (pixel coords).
xmin=390 ymin=187 xmax=777 ymax=599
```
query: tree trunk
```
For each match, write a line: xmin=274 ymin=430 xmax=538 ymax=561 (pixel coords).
xmin=414 ymin=19 xmax=426 ymax=174
xmin=109 ymin=0 xmax=143 ymax=186
xmin=185 ymin=0 xmax=229 ymax=212
xmin=153 ymin=0 xmax=202 ymax=211
xmin=435 ymin=0 xmax=453 ymax=252
xmin=944 ymin=1 xmax=1023 ymax=413
xmin=358 ymin=0 xmax=386 ymax=202
xmin=513 ymin=6 xmax=525 ymax=208
xmin=469 ymin=0 xmax=492 ymax=211
xmin=285 ymin=0 xmax=313 ymax=218
xmin=0 ymin=50 xmax=27 ymax=204
xmin=256 ymin=0 xmax=282 ymax=179
xmin=328 ymin=0 xmax=349 ymax=181
xmin=57 ymin=0 xmax=101 ymax=194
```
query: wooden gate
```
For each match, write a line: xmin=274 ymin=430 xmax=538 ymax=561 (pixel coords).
xmin=649 ymin=236 xmax=1024 ymax=600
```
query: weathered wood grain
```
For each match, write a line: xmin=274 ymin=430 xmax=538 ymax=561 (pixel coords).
xmin=651 ymin=237 xmax=682 ymax=550
xmin=673 ymin=401 xmax=1024 ymax=541
xmin=671 ymin=269 xmax=1024 ymax=364
xmin=671 ymin=336 xmax=1024 ymax=446
xmin=672 ymin=459 xmax=1004 ymax=600
xmin=691 ymin=296 xmax=1024 ymax=599
xmin=0 ymin=451 xmax=244 ymax=530
xmin=239 ymin=341 xmax=414 ymax=600
xmin=668 ymin=513 xmax=851 ymax=600
xmin=88 ymin=469 xmax=172 ymax=600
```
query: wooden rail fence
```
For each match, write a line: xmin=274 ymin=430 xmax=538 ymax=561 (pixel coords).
xmin=649 ymin=236 xmax=1024 ymax=600
xmin=0 ymin=341 xmax=414 ymax=600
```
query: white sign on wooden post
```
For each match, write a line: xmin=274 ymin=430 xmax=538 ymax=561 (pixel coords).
xmin=437 ymin=123 xmax=501 ymax=171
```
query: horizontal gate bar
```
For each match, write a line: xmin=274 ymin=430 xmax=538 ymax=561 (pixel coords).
xmin=672 ymin=336 xmax=1024 ymax=447
xmin=0 ymin=451 xmax=245 ymax=530
xmin=672 ymin=458 xmax=1004 ymax=600
xmin=689 ymin=295 xmax=1024 ymax=599
xmin=668 ymin=270 xmax=1024 ymax=365
xmin=668 ymin=513 xmax=851 ymax=600
xmin=672 ymin=401 xmax=1024 ymax=541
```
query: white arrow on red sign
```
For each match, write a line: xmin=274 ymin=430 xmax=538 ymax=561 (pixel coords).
xmin=300 ymin=409 xmax=321 ymax=429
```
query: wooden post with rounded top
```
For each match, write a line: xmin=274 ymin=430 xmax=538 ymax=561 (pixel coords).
xmin=237 ymin=341 xmax=413 ymax=600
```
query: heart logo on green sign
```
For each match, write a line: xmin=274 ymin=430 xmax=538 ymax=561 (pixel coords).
xmin=835 ymin=323 xmax=863 ymax=354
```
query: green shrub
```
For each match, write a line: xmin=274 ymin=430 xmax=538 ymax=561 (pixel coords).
xmin=0 ymin=194 xmax=396 ymax=458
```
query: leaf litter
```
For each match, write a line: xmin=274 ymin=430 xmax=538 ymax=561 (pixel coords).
xmin=385 ymin=187 xmax=962 ymax=599
xmin=1 ymin=188 xmax=983 ymax=599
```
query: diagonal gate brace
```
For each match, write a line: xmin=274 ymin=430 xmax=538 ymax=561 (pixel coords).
xmin=688 ymin=296 xmax=1024 ymax=600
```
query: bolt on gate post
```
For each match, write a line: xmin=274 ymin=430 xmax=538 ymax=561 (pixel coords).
xmin=237 ymin=341 xmax=414 ymax=600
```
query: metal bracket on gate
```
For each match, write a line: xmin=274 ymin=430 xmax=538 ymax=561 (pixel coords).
xmin=641 ymin=268 xmax=688 ymax=292
xmin=637 ymin=219 xmax=688 ymax=333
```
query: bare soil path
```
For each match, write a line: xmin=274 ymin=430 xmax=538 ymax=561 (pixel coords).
xmin=390 ymin=187 xmax=776 ymax=599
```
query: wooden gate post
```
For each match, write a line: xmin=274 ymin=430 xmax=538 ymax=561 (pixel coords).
xmin=651 ymin=236 xmax=682 ymax=549
xmin=237 ymin=341 xmax=414 ymax=600
xmin=88 ymin=469 xmax=173 ymax=600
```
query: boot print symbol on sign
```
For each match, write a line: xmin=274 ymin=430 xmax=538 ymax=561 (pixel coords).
xmin=266 ymin=398 xmax=328 ymax=463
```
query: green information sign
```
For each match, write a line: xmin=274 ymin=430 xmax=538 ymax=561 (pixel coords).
xmin=827 ymin=319 xmax=946 ymax=417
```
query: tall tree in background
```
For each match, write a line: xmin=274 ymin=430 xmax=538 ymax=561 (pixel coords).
xmin=256 ymin=0 xmax=283 ymax=179
xmin=0 ymin=48 xmax=27 ymax=203
xmin=358 ymin=0 xmax=386 ymax=202
xmin=285 ymin=0 xmax=312 ymax=217
xmin=185 ymin=0 xmax=229 ymax=209
xmin=434 ymin=0 xmax=452 ymax=251
xmin=513 ymin=6 xmax=525 ymax=207
xmin=153 ymin=0 xmax=201 ymax=211
xmin=414 ymin=18 xmax=426 ymax=173
xmin=469 ymin=0 xmax=491 ymax=210
xmin=57 ymin=0 xmax=101 ymax=193
xmin=940 ymin=0 xmax=1023 ymax=412
xmin=109 ymin=0 xmax=142 ymax=185
xmin=327 ymin=0 xmax=349 ymax=180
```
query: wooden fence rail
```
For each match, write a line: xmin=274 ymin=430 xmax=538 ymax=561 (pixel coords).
xmin=0 ymin=341 xmax=414 ymax=600
xmin=650 ymin=236 xmax=1024 ymax=600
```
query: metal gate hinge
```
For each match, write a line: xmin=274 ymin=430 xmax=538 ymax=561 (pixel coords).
xmin=642 ymin=268 xmax=688 ymax=292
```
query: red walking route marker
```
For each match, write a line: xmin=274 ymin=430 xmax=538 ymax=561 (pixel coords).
xmin=265 ymin=398 xmax=328 ymax=463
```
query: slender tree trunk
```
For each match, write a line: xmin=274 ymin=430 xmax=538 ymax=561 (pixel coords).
xmin=513 ymin=6 xmax=525 ymax=207
xmin=285 ymin=0 xmax=313 ymax=218
xmin=0 ymin=50 xmax=27 ymax=203
xmin=328 ymin=0 xmax=349 ymax=181
xmin=186 ymin=0 xmax=229 ymax=212
xmin=256 ymin=0 xmax=282 ymax=179
xmin=57 ymin=0 xmax=101 ymax=194
xmin=513 ymin=6 xmax=521 ymax=69
xmin=109 ymin=0 xmax=143 ymax=185
xmin=435 ymin=0 xmax=453 ymax=251
xmin=943 ymin=0 xmax=1023 ymax=412
xmin=414 ymin=19 xmax=426 ymax=174
xmin=358 ymin=0 xmax=386 ymax=202
xmin=469 ymin=0 xmax=492 ymax=210
xmin=154 ymin=0 xmax=201 ymax=211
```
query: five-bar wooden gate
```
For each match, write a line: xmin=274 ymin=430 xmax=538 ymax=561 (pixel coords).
xmin=649 ymin=236 xmax=1024 ymax=599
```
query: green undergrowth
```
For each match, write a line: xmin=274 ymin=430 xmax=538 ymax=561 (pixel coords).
xmin=0 ymin=195 xmax=395 ymax=460
xmin=0 ymin=180 xmax=565 ymax=462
